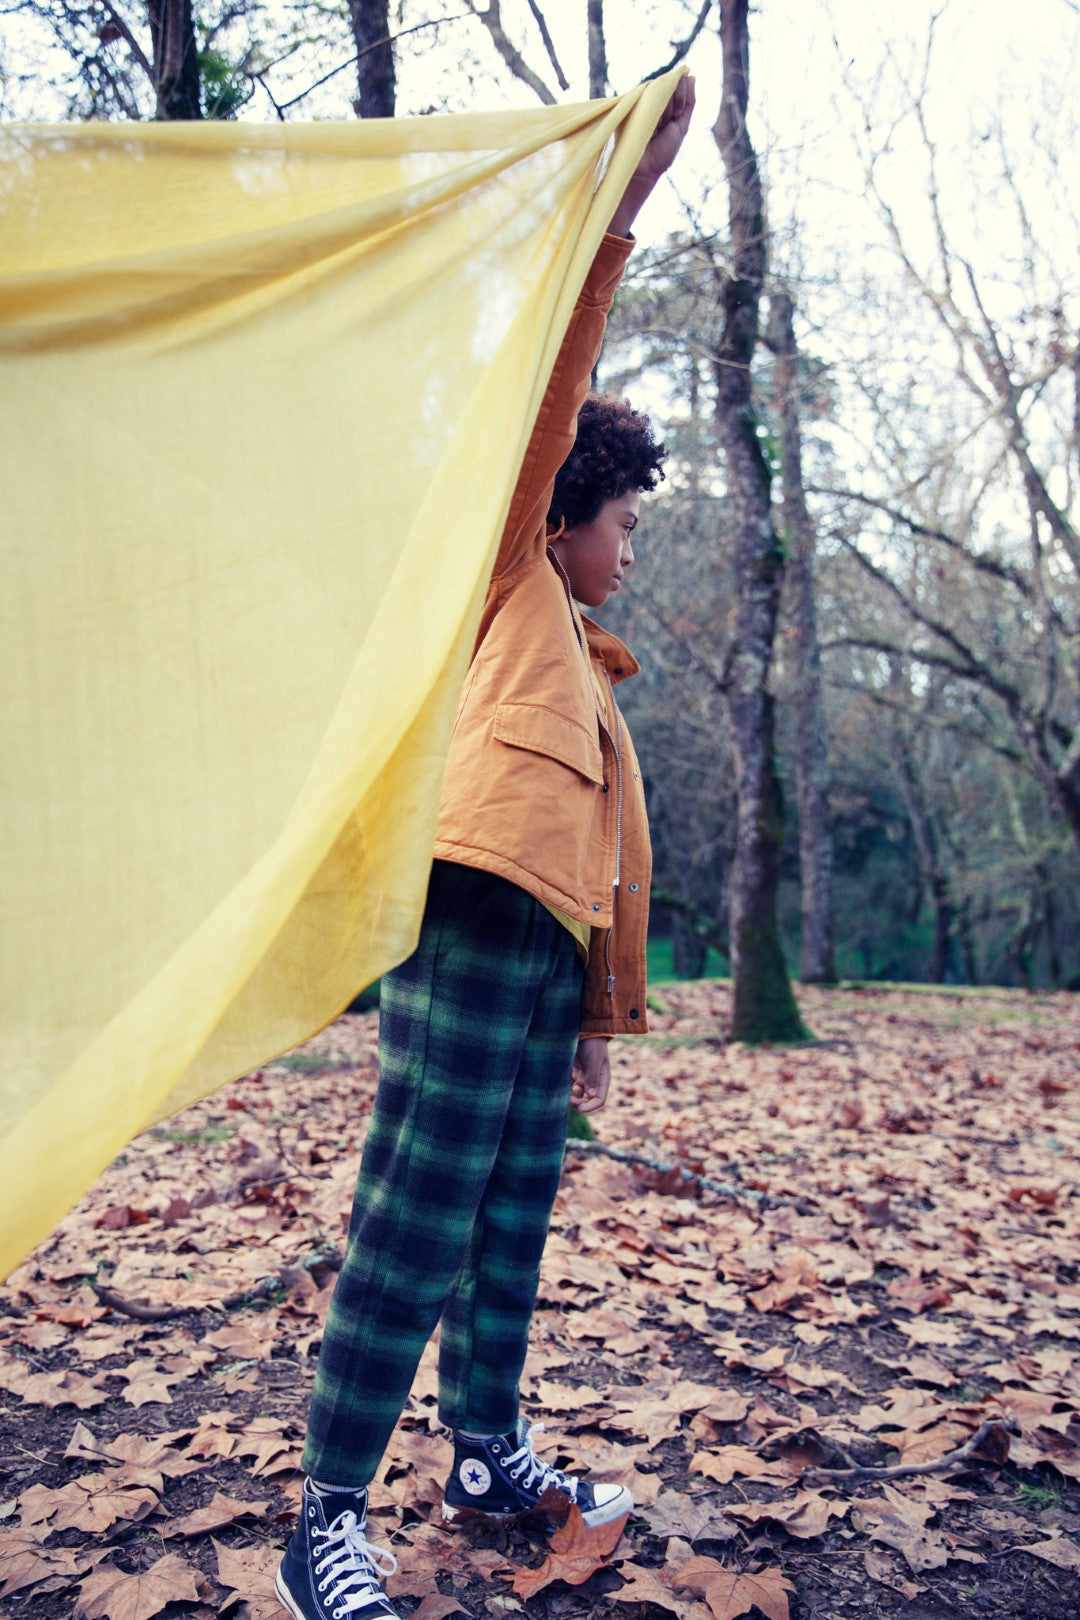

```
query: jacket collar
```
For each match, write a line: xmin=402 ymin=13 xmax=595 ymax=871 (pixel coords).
xmin=545 ymin=544 xmax=640 ymax=684
xmin=581 ymin=616 xmax=640 ymax=684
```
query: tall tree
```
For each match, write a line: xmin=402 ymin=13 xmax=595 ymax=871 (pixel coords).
xmin=586 ymin=0 xmax=607 ymax=98
xmin=770 ymin=288 xmax=835 ymax=985
xmin=712 ymin=0 xmax=805 ymax=1040
xmin=347 ymin=0 xmax=395 ymax=118
xmin=146 ymin=0 xmax=200 ymax=118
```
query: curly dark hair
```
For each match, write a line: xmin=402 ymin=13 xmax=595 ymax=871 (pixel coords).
xmin=548 ymin=392 xmax=666 ymax=531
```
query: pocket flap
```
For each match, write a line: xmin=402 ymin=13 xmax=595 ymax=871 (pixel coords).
xmin=493 ymin=702 xmax=604 ymax=785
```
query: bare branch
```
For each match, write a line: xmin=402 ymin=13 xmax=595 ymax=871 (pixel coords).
xmin=523 ymin=0 xmax=568 ymax=91
xmin=100 ymin=0 xmax=152 ymax=82
xmin=277 ymin=14 xmax=470 ymax=113
xmin=644 ymin=0 xmax=714 ymax=80
xmin=834 ymin=534 xmax=1021 ymax=712
xmin=465 ymin=0 xmax=555 ymax=104
xmin=827 ymin=678 xmax=1025 ymax=766
xmin=806 ymin=1417 xmax=1018 ymax=1487
xmin=810 ymin=484 xmax=1035 ymax=598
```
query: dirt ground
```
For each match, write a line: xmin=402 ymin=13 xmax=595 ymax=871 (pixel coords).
xmin=2 ymin=982 xmax=1079 ymax=1619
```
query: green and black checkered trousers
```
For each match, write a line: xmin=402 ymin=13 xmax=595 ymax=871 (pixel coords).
xmin=303 ymin=860 xmax=584 ymax=1487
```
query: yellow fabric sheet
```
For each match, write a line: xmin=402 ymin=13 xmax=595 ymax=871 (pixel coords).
xmin=0 ymin=73 xmax=682 ymax=1280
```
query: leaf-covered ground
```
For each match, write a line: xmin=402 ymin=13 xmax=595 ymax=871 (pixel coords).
xmin=2 ymin=982 xmax=1080 ymax=1620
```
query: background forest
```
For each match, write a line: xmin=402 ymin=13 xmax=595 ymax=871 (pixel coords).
xmin=5 ymin=0 xmax=1079 ymax=993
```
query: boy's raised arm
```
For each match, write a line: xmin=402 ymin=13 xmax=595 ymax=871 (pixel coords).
xmin=491 ymin=75 xmax=696 ymax=583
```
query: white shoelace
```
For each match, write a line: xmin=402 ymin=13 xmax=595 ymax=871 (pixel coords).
xmin=313 ymin=1510 xmax=398 ymax=1616
xmin=502 ymin=1423 xmax=579 ymax=1502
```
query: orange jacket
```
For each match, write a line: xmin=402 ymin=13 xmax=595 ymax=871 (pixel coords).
xmin=433 ymin=233 xmax=651 ymax=1036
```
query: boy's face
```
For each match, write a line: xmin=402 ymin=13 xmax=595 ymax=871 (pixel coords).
xmin=551 ymin=492 xmax=640 ymax=608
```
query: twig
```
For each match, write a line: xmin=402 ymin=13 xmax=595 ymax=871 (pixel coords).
xmin=804 ymin=1416 xmax=1018 ymax=1487
xmin=565 ymin=1139 xmax=767 ymax=1204
xmin=277 ymin=15 xmax=471 ymax=112
xmin=90 ymin=1249 xmax=342 ymax=1322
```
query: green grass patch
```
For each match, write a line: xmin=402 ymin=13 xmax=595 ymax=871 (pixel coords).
xmin=1013 ymin=1481 xmax=1062 ymax=1512
xmin=646 ymin=935 xmax=730 ymax=985
xmin=152 ymin=1122 xmax=236 ymax=1146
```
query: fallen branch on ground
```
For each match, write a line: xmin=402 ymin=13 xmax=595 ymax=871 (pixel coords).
xmin=804 ymin=1417 xmax=1019 ymax=1486
xmin=564 ymin=1138 xmax=789 ymax=1207
xmin=90 ymin=1247 xmax=344 ymax=1322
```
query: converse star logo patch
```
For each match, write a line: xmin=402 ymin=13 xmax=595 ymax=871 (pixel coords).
xmin=459 ymin=1459 xmax=491 ymax=1496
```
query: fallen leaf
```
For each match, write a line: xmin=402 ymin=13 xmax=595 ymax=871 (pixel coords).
xmin=74 ymin=1554 xmax=200 ymax=1620
xmin=119 ymin=1364 xmax=184 ymax=1407
xmin=725 ymin=1489 xmax=849 ymax=1539
xmin=48 ymin=1475 xmax=159 ymax=1534
xmin=610 ymin=1564 xmax=703 ymax=1615
xmin=164 ymin=1489 xmax=268 ymax=1537
xmin=411 ymin=1596 xmax=470 ymax=1620
xmin=862 ymin=1545 xmax=925 ymax=1600
xmin=213 ymin=1538 xmax=282 ymax=1620
xmin=506 ymin=1505 xmax=628 ymax=1597
xmin=1019 ymin=1535 xmax=1080 ymax=1572
xmin=672 ymin=1554 xmax=796 ymax=1620
xmin=0 ymin=1533 xmax=91 ymax=1600
xmin=645 ymin=1489 xmax=738 ymax=1544
xmin=690 ymin=1447 xmax=790 ymax=1485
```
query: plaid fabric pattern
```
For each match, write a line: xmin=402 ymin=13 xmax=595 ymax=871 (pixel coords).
xmin=303 ymin=861 xmax=583 ymax=1487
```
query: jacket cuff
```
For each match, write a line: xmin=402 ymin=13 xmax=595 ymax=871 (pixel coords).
xmin=579 ymin=232 xmax=634 ymax=311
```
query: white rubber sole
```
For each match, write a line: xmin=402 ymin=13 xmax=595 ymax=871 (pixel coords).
xmin=274 ymin=1568 xmax=305 ymax=1620
xmin=442 ymin=1482 xmax=633 ymax=1530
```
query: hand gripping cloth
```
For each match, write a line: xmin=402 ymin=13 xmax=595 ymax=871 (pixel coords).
xmin=0 ymin=70 xmax=685 ymax=1277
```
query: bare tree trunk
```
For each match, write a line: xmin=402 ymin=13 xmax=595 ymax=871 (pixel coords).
xmin=1042 ymin=864 xmax=1062 ymax=988
xmin=348 ymin=0 xmax=396 ymax=118
xmin=147 ymin=0 xmax=201 ymax=119
xmin=770 ymin=289 xmax=836 ymax=985
xmin=892 ymin=729 xmax=954 ymax=983
xmin=587 ymin=0 xmax=608 ymax=97
xmin=712 ymin=0 xmax=806 ymax=1042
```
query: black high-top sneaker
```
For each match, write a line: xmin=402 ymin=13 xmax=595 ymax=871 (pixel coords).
xmin=276 ymin=1478 xmax=398 ymax=1619
xmin=442 ymin=1419 xmax=633 ymax=1528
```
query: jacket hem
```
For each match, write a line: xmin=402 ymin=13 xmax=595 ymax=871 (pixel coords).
xmin=431 ymin=840 xmax=614 ymax=930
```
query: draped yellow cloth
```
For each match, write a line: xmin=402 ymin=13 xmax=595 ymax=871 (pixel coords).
xmin=0 ymin=72 xmax=682 ymax=1280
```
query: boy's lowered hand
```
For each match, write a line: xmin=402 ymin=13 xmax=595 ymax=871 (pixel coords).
xmin=570 ymin=1037 xmax=611 ymax=1114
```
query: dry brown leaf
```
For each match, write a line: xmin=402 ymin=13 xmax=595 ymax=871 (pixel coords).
xmin=119 ymin=1363 xmax=184 ymax=1407
xmin=645 ymin=1489 xmax=738 ymax=1544
xmin=212 ymin=1537 xmax=282 ymax=1620
xmin=610 ymin=1564 xmax=705 ymax=1615
xmin=411 ymin=1596 xmax=471 ymax=1620
xmin=506 ymin=1505 xmax=628 ymax=1598
xmin=164 ymin=1489 xmax=268 ymax=1537
xmin=15 ymin=1367 xmax=109 ymax=1409
xmin=50 ymin=1476 xmax=159 ymax=1534
xmin=689 ymin=1447 xmax=790 ymax=1485
xmin=725 ymin=1489 xmax=848 ymax=1539
xmin=74 ymin=1554 xmax=200 ymax=1620
xmin=861 ymin=1545 xmax=925 ymax=1600
xmin=851 ymin=1497 xmax=952 ymax=1574
xmin=387 ymin=1521 xmax=506 ymax=1599
xmin=1019 ymin=1535 xmax=1080 ymax=1572
xmin=672 ymin=1554 xmax=796 ymax=1620
xmin=0 ymin=1533 xmax=91 ymax=1600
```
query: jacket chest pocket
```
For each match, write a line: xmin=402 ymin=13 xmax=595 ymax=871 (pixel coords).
xmin=493 ymin=702 xmax=604 ymax=785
